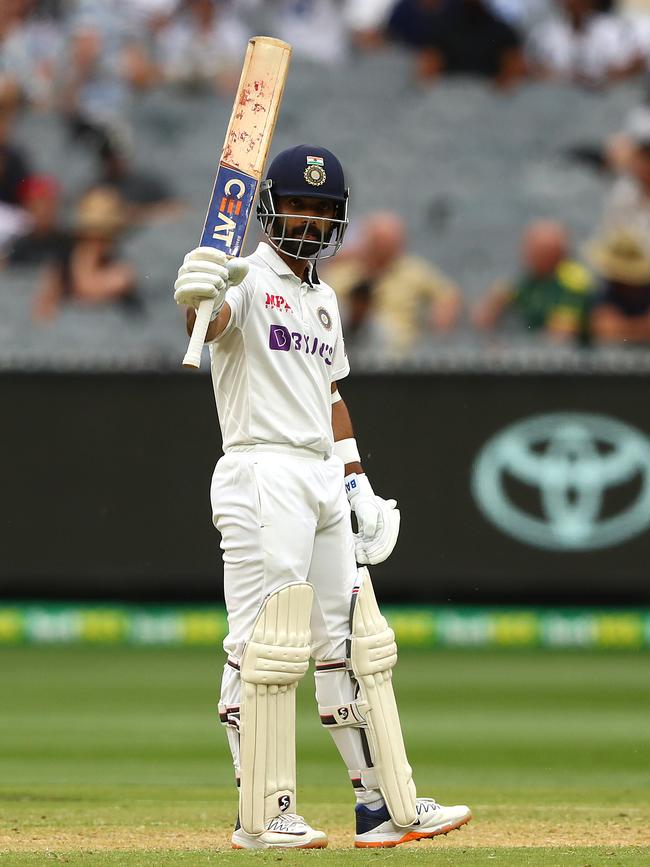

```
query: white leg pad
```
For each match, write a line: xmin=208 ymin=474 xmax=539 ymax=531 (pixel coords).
xmin=350 ymin=567 xmax=417 ymax=827
xmin=239 ymin=581 xmax=313 ymax=835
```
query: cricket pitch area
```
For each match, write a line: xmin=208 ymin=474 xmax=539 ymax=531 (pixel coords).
xmin=1 ymin=647 xmax=648 ymax=865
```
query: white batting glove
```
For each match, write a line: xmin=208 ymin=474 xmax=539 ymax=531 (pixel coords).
xmin=345 ymin=474 xmax=400 ymax=565
xmin=173 ymin=246 xmax=249 ymax=316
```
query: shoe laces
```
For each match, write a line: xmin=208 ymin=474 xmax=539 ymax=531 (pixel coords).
xmin=266 ymin=813 xmax=305 ymax=832
xmin=417 ymin=799 xmax=441 ymax=816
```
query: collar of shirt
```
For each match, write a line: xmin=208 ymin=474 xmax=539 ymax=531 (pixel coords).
xmin=254 ymin=241 xmax=321 ymax=289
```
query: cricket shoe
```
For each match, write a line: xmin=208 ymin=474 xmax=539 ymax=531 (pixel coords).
xmin=354 ymin=797 xmax=471 ymax=848
xmin=231 ymin=813 xmax=328 ymax=849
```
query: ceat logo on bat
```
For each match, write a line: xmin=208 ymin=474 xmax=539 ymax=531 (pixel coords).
xmin=201 ymin=165 xmax=257 ymax=255
xmin=212 ymin=177 xmax=245 ymax=247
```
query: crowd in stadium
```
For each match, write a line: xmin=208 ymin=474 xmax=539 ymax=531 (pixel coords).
xmin=3 ymin=0 xmax=650 ymax=362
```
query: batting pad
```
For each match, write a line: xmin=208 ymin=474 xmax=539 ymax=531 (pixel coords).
xmin=350 ymin=568 xmax=417 ymax=827
xmin=239 ymin=581 xmax=313 ymax=835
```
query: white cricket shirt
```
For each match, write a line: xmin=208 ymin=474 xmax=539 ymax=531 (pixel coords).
xmin=208 ymin=242 xmax=350 ymax=456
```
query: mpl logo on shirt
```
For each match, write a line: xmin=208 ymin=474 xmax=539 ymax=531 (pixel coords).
xmin=471 ymin=412 xmax=650 ymax=551
xmin=265 ymin=293 xmax=293 ymax=314
xmin=269 ymin=324 xmax=333 ymax=365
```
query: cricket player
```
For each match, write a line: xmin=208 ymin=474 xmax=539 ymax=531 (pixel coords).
xmin=174 ymin=144 xmax=471 ymax=849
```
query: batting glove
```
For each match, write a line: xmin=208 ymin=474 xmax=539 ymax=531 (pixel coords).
xmin=345 ymin=473 xmax=400 ymax=565
xmin=173 ymin=247 xmax=249 ymax=314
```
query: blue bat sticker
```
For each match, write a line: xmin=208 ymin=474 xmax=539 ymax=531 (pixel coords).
xmin=200 ymin=165 xmax=258 ymax=256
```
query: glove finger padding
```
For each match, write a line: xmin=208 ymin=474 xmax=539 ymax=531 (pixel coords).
xmin=174 ymin=272 xmax=226 ymax=292
xmin=184 ymin=246 xmax=229 ymax=266
xmin=174 ymin=278 xmax=224 ymax=308
xmin=353 ymin=499 xmax=380 ymax=539
xmin=226 ymin=258 xmax=249 ymax=286
xmin=178 ymin=260 xmax=230 ymax=282
xmin=354 ymin=501 xmax=400 ymax=566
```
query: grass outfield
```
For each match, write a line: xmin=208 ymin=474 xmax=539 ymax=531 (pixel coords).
xmin=0 ymin=647 xmax=648 ymax=865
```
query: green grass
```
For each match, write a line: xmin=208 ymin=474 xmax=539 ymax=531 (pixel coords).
xmin=0 ymin=647 xmax=648 ymax=865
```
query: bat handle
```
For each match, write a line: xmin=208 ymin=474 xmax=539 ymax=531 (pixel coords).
xmin=182 ymin=298 xmax=215 ymax=369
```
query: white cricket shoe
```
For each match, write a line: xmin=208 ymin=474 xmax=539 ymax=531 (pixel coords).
xmin=231 ymin=812 xmax=328 ymax=849
xmin=354 ymin=797 xmax=471 ymax=848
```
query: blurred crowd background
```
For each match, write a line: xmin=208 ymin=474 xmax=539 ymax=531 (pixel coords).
xmin=4 ymin=0 xmax=650 ymax=369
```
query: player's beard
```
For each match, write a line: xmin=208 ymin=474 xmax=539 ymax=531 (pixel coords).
xmin=274 ymin=220 xmax=327 ymax=259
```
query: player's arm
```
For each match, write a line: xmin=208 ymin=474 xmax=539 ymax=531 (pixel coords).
xmin=185 ymin=303 xmax=232 ymax=342
xmin=331 ymin=382 xmax=399 ymax=565
xmin=331 ymin=382 xmax=363 ymax=476
xmin=174 ymin=247 xmax=248 ymax=342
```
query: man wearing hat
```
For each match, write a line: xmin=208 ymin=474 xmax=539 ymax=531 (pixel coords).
xmin=601 ymin=109 xmax=650 ymax=250
xmin=587 ymin=229 xmax=650 ymax=342
xmin=33 ymin=186 xmax=138 ymax=320
xmin=173 ymin=145 xmax=471 ymax=849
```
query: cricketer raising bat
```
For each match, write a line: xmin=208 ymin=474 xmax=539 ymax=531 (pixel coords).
xmin=182 ymin=36 xmax=292 ymax=369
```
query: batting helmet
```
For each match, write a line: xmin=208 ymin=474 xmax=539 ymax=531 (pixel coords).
xmin=257 ymin=144 xmax=349 ymax=260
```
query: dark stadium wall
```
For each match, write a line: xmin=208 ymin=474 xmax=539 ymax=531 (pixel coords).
xmin=3 ymin=372 xmax=650 ymax=604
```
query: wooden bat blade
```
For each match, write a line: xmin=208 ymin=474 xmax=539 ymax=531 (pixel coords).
xmin=182 ymin=36 xmax=291 ymax=368
xmin=199 ymin=37 xmax=291 ymax=258
xmin=221 ymin=36 xmax=292 ymax=178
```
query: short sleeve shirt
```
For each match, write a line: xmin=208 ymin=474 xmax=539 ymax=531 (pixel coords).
xmin=209 ymin=242 xmax=349 ymax=456
xmin=526 ymin=14 xmax=638 ymax=81
xmin=600 ymin=177 xmax=650 ymax=254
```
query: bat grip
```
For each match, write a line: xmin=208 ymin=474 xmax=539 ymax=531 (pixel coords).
xmin=182 ymin=298 xmax=215 ymax=369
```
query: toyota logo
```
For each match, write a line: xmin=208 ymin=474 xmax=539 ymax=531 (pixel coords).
xmin=472 ymin=413 xmax=650 ymax=551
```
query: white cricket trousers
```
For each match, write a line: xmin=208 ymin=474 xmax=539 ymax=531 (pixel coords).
xmin=211 ymin=447 xmax=358 ymax=661
xmin=211 ymin=446 xmax=380 ymax=807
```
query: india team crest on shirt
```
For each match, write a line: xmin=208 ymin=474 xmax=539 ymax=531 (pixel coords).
xmin=317 ymin=306 xmax=332 ymax=330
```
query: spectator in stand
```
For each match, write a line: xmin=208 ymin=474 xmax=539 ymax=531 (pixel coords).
xmin=604 ymin=104 xmax=650 ymax=173
xmin=116 ymin=0 xmax=178 ymax=33
xmin=324 ymin=210 xmax=462 ymax=357
xmin=33 ymin=186 xmax=140 ymax=321
xmin=242 ymin=0 xmax=350 ymax=64
xmin=3 ymin=174 xmax=68 ymax=266
xmin=60 ymin=11 xmax=157 ymax=154
xmin=0 ymin=116 xmax=29 ymax=207
xmin=97 ymin=138 xmax=186 ymax=225
xmin=526 ymin=0 xmax=642 ymax=86
xmin=472 ymin=220 xmax=593 ymax=340
xmin=0 ymin=96 xmax=30 ymax=253
xmin=387 ymin=0 xmax=447 ymax=51
xmin=486 ymin=0 xmax=554 ymax=29
xmin=0 ymin=0 xmax=62 ymax=109
xmin=390 ymin=0 xmax=526 ymax=88
xmin=0 ymin=2 xmax=23 ymax=107
xmin=600 ymin=112 xmax=650 ymax=248
xmin=156 ymin=0 xmax=249 ymax=93
xmin=587 ymin=230 xmax=650 ymax=342
xmin=342 ymin=0 xmax=396 ymax=50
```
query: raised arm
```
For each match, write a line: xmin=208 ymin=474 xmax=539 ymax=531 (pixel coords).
xmin=185 ymin=303 xmax=232 ymax=342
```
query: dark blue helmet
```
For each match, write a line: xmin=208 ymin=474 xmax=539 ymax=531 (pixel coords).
xmin=257 ymin=144 xmax=349 ymax=260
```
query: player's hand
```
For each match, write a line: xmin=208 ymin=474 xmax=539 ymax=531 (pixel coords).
xmin=173 ymin=247 xmax=248 ymax=311
xmin=346 ymin=474 xmax=400 ymax=565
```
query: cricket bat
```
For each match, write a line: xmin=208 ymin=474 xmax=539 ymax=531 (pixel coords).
xmin=182 ymin=36 xmax=292 ymax=369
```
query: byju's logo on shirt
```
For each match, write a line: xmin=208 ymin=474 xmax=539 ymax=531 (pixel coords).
xmin=269 ymin=324 xmax=333 ymax=365
xmin=265 ymin=293 xmax=293 ymax=314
